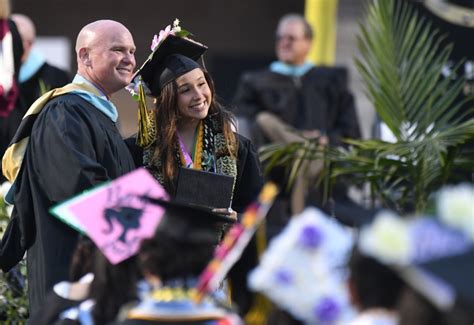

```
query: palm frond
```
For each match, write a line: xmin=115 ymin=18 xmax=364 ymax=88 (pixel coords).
xmin=259 ymin=0 xmax=473 ymax=215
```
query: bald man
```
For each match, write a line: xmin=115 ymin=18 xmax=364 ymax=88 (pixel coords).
xmin=0 ymin=20 xmax=137 ymax=315
xmin=11 ymin=13 xmax=70 ymax=109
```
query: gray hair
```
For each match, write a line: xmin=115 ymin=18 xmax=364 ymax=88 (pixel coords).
xmin=278 ymin=13 xmax=314 ymax=40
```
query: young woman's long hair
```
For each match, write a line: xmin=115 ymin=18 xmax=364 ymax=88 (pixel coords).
xmin=151 ymin=69 xmax=237 ymax=193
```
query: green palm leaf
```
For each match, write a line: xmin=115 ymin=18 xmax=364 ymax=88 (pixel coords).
xmin=260 ymin=0 xmax=473 ymax=214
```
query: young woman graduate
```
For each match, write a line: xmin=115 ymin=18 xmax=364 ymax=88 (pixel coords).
xmin=126 ymin=21 xmax=263 ymax=316
xmin=126 ymin=22 xmax=262 ymax=218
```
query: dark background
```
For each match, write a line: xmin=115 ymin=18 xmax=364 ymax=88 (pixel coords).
xmin=10 ymin=0 xmax=305 ymax=104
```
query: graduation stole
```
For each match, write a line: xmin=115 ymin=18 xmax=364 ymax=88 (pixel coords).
xmin=2 ymin=82 xmax=104 ymax=184
xmin=145 ymin=117 xmax=238 ymax=193
xmin=177 ymin=121 xmax=204 ymax=169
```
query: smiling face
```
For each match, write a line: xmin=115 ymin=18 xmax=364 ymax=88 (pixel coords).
xmin=78 ymin=21 xmax=136 ymax=96
xmin=175 ymin=68 xmax=211 ymax=123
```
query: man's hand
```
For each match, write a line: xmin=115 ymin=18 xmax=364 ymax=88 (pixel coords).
xmin=212 ymin=207 xmax=238 ymax=221
xmin=302 ymin=129 xmax=329 ymax=146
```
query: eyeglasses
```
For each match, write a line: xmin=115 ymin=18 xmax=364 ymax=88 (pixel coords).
xmin=275 ymin=34 xmax=306 ymax=42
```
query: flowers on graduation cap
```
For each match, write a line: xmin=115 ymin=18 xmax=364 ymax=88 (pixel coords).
xmin=359 ymin=211 xmax=411 ymax=265
xmin=127 ymin=19 xmax=192 ymax=100
xmin=359 ymin=183 xmax=474 ymax=266
xmin=172 ymin=18 xmax=181 ymax=33
xmin=436 ymin=183 xmax=474 ymax=240
xmin=151 ymin=25 xmax=171 ymax=51
xmin=150 ymin=18 xmax=188 ymax=51
xmin=125 ymin=79 xmax=140 ymax=98
xmin=249 ymin=208 xmax=355 ymax=324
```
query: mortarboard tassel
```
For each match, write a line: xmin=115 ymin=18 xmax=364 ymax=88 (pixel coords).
xmin=137 ymin=81 xmax=156 ymax=148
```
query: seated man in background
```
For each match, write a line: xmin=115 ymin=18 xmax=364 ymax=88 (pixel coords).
xmin=233 ymin=13 xmax=365 ymax=234
xmin=11 ymin=13 xmax=71 ymax=109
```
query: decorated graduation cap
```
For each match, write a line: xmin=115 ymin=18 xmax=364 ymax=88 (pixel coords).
xmin=247 ymin=207 xmax=355 ymax=324
xmin=127 ymin=19 xmax=208 ymax=148
xmin=140 ymin=196 xmax=235 ymax=245
xmin=50 ymin=168 xmax=169 ymax=264
xmin=358 ymin=183 xmax=474 ymax=310
xmin=135 ymin=35 xmax=207 ymax=96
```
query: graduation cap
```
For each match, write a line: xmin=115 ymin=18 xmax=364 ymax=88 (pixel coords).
xmin=50 ymin=168 xmax=169 ymax=264
xmin=127 ymin=21 xmax=208 ymax=148
xmin=358 ymin=209 xmax=474 ymax=311
xmin=134 ymin=34 xmax=208 ymax=97
xmin=419 ymin=249 xmax=474 ymax=307
xmin=247 ymin=207 xmax=355 ymax=324
xmin=140 ymin=196 xmax=235 ymax=245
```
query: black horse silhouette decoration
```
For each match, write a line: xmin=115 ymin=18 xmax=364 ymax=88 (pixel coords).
xmin=102 ymin=186 xmax=148 ymax=243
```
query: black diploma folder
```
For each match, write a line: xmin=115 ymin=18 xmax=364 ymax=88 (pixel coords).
xmin=174 ymin=167 xmax=235 ymax=210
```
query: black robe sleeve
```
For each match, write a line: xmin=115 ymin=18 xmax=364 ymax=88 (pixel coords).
xmin=124 ymin=135 xmax=144 ymax=168
xmin=30 ymin=99 xmax=112 ymax=201
xmin=231 ymin=134 xmax=264 ymax=213
xmin=324 ymin=68 xmax=361 ymax=145
xmin=1 ymin=95 xmax=135 ymax=314
xmin=232 ymin=72 xmax=263 ymax=119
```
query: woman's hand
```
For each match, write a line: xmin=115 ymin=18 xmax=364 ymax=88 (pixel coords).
xmin=212 ymin=207 xmax=237 ymax=221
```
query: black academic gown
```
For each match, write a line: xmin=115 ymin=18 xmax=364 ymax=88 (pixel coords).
xmin=234 ymin=66 xmax=361 ymax=147
xmin=29 ymin=289 xmax=86 ymax=325
xmin=126 ymin=134 xmax=263 ymax=215
xmin=6 ymin=94 xmax=136 ymax=316
xmin=233 ymin=66 xmax=369 ymax=231
xmin=126 ymin=134 xmax=263 ymax=316
xmin=20 ymin=62 xmax=71 ymax=110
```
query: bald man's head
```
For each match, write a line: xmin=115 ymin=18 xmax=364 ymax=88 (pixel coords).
xmin=76 ymin=20 xmax=136 ymax=97
xmin=76 ymin=20 xmax=128 ymax=53
xmin=0 ymin=0 xmax=10 ymax=19
xmin=11 ymin=13 xmax=36 ymax=60
xmin=11 ymin=14 xmax=36 ymax=41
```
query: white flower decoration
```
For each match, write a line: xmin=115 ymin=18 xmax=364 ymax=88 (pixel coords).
xmin=437 ymin=184 xmax=474 ymax=240
xmin=0 ymin=181 xmax=12 ymax=199
xmin=248 ymin=207 xmax=355 ymax=324
xmin=172 ymin=18 xmax=181 ymax=33
xmin=359 ymin=210 xmax=411 ymax=265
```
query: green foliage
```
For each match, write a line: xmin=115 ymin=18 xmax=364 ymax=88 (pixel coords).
xmin=174 ymin=29 xmax=192 ymax=38
xmin=260 ymin=0 xmax=474 ymax=214
xmin=0 ymin=261 xmax=29 ymax=324
xmin=0 ymin=193 xmax=29 ymax=323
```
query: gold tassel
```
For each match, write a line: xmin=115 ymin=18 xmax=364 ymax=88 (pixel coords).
xmin=137 ymin=81 xmax=156 ymax=148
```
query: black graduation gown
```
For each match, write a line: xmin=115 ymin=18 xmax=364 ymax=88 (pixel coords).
xmin=20 ymin=62 xmax=71 ymax=110
xmin=29 ymin=289 xmax=86 ymax=325
xmin=126 ymin=134 xmax=263 ymax=316
xmin=4 ymin=94 xmax=136 ymax=315
xmin=233 ymin=66 xmax=361 ymax=147
xmin=233 ymin=66 xmax=371 ymax=231
xmin=126 ymin=134 xmax=263 ymax=214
